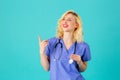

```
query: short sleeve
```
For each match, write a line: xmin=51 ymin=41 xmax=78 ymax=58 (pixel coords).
xmin=82 ymin=43 xmax=91 ymax=62
xmin=45 ymin=37 xmax=57 ymax=58
xmin=45 ymin=42 xmax=50 ymax=57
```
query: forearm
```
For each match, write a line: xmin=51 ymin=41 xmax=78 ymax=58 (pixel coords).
xmin=40 ymin=53 xmax=50 ymax=71
xmin=77 ymin=61 xmax=87 ymax=72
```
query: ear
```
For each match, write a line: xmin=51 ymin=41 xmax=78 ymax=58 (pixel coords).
xmin=75 ymin=23 xmax=79 ymax=28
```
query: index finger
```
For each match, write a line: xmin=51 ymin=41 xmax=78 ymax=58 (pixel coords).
xmin=38 ymin=35 xmax=42 ymax=43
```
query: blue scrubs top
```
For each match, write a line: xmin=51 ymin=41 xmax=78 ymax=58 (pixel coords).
xmin=45 ymin=37 xmax=91 ymax=80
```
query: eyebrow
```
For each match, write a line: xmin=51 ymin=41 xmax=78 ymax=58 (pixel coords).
xmin=64 ymin=17 xmax=75 ymax=20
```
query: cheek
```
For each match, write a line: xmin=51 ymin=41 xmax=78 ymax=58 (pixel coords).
xmin=61 ymin=20 xmax=64 ymax=24
xmin=69 ymin=22 xmax=76 ymax=27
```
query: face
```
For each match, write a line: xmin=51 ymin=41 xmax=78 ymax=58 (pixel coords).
xmin=60 ymin=13 xmax=78 ymax=32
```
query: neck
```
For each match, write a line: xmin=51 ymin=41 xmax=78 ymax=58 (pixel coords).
xmin=63 ymin=32 xmax=74 ymax=44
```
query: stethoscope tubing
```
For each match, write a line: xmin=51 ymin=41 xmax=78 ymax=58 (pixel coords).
xmin=53 ymin=39 xmax=77 ymax=61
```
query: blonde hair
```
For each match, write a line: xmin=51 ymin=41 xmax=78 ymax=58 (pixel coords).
xmin=56 ymin=10 xmax=84 ymax=43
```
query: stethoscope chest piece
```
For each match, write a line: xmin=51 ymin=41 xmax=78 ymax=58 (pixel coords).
xmin=69 ymin=59 xmax=73 ymax=64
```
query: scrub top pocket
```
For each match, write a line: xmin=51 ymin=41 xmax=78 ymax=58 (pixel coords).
xmin=60 ymin=59 xmax=79 ymax=74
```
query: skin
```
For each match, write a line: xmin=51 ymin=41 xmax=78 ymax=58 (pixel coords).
xmin=61 ymin=13 xmax=87 ymax=72
xmin=39 ymin=13 xmax=87 ymax=72
xmin=38 ymin=36 xmax=49 ymax=71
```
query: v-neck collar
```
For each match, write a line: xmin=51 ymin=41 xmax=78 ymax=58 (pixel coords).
xmin=60 ymin=38 xmax=76 ymax=54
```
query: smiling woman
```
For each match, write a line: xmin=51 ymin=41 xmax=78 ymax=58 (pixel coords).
xmin=56 ymin=10 xmax=83 ymax=43
xmin=38 ymin=10 xmax=91 ymax=80
xmin=0 ymin=0 xmax=120 ymax=80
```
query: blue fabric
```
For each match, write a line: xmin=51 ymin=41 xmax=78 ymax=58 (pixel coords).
xmin=45 ymin=37 xmax=91 ymax=80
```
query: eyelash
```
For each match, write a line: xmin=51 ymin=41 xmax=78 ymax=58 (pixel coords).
xmin=62 ymin=19 xmax=72 ymax=21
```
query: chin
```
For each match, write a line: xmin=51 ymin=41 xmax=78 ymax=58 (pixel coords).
xmin=63 ymin=30 xmax=71 ymax=32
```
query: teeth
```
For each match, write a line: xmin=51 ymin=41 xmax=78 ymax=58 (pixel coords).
xmin=63 ymin=24 xmax=65 ymax=26
xmin=63 ymin=24 xmax=68 ymax=27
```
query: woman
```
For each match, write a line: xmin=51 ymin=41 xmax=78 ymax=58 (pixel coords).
xmin=38 ymin=10 xmax=91 ymax=80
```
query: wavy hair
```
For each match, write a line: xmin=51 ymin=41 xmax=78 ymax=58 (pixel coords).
xmin=56 ymin=10 xmax=84 ymax=42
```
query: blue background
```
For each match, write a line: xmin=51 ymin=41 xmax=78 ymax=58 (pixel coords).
xmin=0 ymin=0 xmax=120 ymax=80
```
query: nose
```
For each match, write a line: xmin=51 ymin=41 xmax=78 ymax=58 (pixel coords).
xmin=63 ymin=19 xmax=67 ymax=24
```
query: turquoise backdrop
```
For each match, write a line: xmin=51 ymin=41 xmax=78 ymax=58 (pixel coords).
xmin=0 ymin=0 xmax=120 ymax=80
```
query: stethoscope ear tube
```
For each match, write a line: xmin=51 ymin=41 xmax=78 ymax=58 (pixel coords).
xmin=69 ymin=42 xmax=77 ymax=64
xmin=54 ymin=39 xmax=63 ymax=48
xmin=54 ymin=39 xmax=63 ymax=61
xmin=54 ymin=39 xmax=77 ymax=63
xmin=74 ymin=41 xmax=77 ymax=54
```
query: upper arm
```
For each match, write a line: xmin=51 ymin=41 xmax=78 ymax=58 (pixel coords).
xmin=81 ymin=43 xmax=91 ymax=62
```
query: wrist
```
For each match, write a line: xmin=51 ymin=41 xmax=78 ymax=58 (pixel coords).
xmin=40 ymin=49 xmax=45 ymax=54
xmin=77 ymin=60 xmax=83 ymax=67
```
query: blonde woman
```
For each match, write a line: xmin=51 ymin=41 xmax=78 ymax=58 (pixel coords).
xmin=38 ymin=10 xmax=91 ymax=80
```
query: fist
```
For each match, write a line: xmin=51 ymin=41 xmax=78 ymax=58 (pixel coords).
xmin=38 ymin=35 xmax=48 ymax=54
xmin=70 ymin=54 xmax=82 ymax=62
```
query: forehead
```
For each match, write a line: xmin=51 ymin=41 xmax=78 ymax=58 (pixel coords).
xmin=64 ymin=13 xmax=75 ymax=19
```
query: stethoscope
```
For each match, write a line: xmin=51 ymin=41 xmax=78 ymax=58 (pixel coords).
xmin=53 ymin=39 xmax=77 ymax=64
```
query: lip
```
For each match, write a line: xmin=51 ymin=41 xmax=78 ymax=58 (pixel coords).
xmin=63 ymin=24 xmax=68 ymax=28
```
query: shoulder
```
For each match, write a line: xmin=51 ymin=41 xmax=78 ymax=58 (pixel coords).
xmin=48 ymin=37 xmax=58 ymax=43
xmin=77 ymin=41 xmax=90 ymax=49
xmin=48 ymin=37 xmax=59 ymax=46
